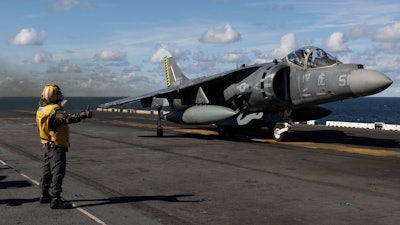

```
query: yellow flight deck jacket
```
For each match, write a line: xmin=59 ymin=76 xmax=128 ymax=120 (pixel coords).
xmin=36 ymin=104 xmax=83 ymax=148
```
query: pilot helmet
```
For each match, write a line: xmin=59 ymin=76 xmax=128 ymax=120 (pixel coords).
xmin=304 ymin=48 xmax=311 ymax=56
xmin=41 ymin=84 xmax=63 ymax=103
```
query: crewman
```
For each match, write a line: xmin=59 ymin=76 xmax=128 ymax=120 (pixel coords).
xmin=36 ymin=84 xmax=92 ymax=209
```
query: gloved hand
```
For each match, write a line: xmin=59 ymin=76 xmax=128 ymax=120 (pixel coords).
xmin=80 ymin=105 xmax=93 ymax=119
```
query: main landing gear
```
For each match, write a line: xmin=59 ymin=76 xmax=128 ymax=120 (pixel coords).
xmin=217 ymin=122 xmax=292 ymax=142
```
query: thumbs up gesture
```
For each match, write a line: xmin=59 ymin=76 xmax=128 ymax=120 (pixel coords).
xmin=85 ymin=105 xmax=93 ymax=118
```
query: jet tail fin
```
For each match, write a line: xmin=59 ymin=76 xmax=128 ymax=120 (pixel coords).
xmin=164 ymin=56 xmax=189 ymax=87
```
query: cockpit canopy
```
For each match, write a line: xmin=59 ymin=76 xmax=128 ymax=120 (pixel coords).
xmin=285 ymin=46 xmax=341 ymax=69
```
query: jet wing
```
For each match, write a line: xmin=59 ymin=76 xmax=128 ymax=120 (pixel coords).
xmin=100 ymin=65 xmax=263 ymax=109
xmin=99 ymin=86 xmax=179 ymax=108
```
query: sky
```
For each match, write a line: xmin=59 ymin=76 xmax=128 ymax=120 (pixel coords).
xmin=0 ymin=0 xmax=399 ymax=97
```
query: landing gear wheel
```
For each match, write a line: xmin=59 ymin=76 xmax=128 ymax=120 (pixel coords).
xmin=217 ymin=126 xmax=236 ymax=139
xmin=273 ymin=123 xmax=290 ymax=142
xmin=157 ymin=128 xmax=163 ymax=137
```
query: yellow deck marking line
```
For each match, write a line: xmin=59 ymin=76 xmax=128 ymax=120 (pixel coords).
xmin=173 ymin=128 xmax=218 ymax=135
xmin=252 ymin=139 xmax=400 ymax=157
xmin=110 ymin=120 xmax=176 ymax=130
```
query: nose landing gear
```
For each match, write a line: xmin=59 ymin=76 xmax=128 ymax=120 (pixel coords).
xmin=272 ymin=109 xmax=293 ymax=141
xmin=272 ymin=122 xmax=292 ymax=142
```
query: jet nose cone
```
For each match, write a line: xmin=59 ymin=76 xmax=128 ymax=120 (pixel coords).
xmin=349 ymin=69 xmax=393 ymax=97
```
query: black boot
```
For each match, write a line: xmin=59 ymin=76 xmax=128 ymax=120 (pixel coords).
xmin=50 ymin=196 xmax=72 ymax=209
xmin=39 ymin=191 xmax=52 ymax=204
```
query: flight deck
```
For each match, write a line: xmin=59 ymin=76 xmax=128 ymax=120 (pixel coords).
xmin=1 ymin=110 xmax=399 ymax=225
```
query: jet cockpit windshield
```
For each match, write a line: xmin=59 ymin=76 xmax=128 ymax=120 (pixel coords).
xmin=286 ymin=46 xmax=341 ymax=69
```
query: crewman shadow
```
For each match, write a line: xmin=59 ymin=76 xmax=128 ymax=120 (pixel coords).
xmin=0 ymin=198 xmax=40 ymax=206
xmin=71 ymin=194 xmax=202 ymax=208
xmin=0 ymin=180 xmax=33 ymax=189
xmin=0 ymin=178 xmax=39 ymax=206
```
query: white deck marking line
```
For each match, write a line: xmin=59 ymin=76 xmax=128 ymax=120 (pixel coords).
xmin=74 ymin=206 xmax=108 ymax=225
xmin=1 ymin=159 xmax=107 ymax=225
xmin=20 ymin=173 xmax=39 ymax=186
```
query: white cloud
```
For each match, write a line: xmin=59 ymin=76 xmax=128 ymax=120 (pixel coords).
xmin=253 ymin=50 xmax=269 ymax=64
xmin=31 ymin=52 xmax=53 ymax=64
xmin=150 ymin=45 xmax=172 ymax=63
xmin=199 ymin=24 xmax=241 ymax=44
xmin=269 ymin=33 xmax=298 ymax=59
xmin=79 ymin=79 xmax=92 ymax=88
xmin=222 ymin=53 xmax=242 ymax=62
xmin=324 ymin=32 xmax=349 ymax=53
xmin=9 ymin=28 xmax=47 ymax=46
xmin=185 ymin=51 xmax=218 ymax=75
xmin=373 ymin=21 xmax=400 ymax=43
xmin=0 ymin=76 xmax=14 ymax=86
xmin=58 ymin=63 xmax=81 ymax=73
xmin=121 ymin=69 xmax=136 ymax=81
xmin=380 ymin=42 xmax=398 ymax=51
xmin=372 ymin=55 xmax=400 ymax=72
xmin=345 ymin=24 xmax=371 ymax=39
xmin=94 ymin=50 xmax=126 ymax=61
xmin=47 ymin=60 xmax=82 ymax=73
xmin=222 ymin=51 xmax=249 ymax=63
xmin=149 ymin=44 xmax=191 ymax=63
xmin=51 ymin=0 xmax=95 ymax=12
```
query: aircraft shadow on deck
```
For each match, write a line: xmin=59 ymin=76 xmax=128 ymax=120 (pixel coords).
xmin=139 ymin=128 xmax=400 ymax=149
xmin=138 ymin=132 xmax=255 ymax=142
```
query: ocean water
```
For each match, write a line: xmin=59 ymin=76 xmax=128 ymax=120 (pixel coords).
xmin=0 ymin=97 xmax=124 ymax=111
xmin=1 ymin=97 xmax=399 ymax=125
xmin=319 ymin=97 xmax=400 ymax=124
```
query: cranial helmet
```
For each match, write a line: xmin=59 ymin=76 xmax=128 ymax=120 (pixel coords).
xmin=42 ymin=84 xmax=63 ymax=103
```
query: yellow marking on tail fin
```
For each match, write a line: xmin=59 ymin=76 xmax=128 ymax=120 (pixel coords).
xmin=164 ymin=56 xmax=171 ymax=87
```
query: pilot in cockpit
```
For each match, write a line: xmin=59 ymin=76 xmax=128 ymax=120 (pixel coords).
xmin=286 ymin=47 xmax=339 ymax=69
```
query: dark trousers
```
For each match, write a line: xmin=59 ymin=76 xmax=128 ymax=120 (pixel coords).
xmin=41 ymin=146 xmax=67 ymax=197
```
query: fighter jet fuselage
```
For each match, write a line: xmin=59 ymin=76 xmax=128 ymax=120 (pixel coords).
xmin=101 ymin=46 xmax=392 ymax=141
xmin=223 ymin=62 xmax=388 ymax=112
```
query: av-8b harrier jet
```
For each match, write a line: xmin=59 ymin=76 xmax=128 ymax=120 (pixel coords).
xmin=101 ymin=46 xmax=392 ymax=141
